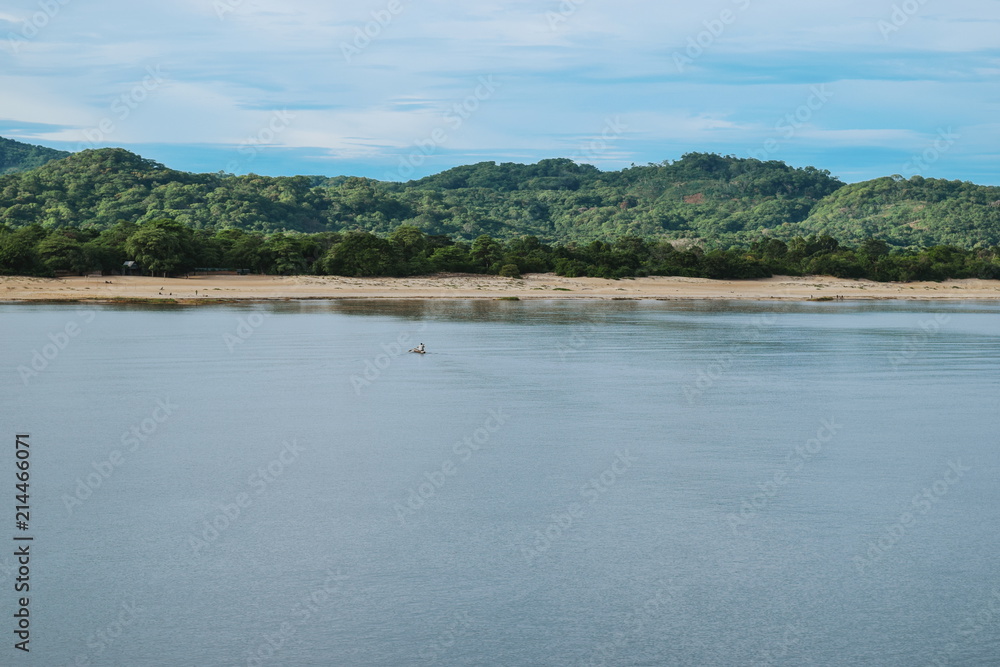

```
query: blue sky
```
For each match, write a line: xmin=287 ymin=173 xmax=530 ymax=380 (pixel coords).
xmin=1 ymin=0 xmax=997 ymax=184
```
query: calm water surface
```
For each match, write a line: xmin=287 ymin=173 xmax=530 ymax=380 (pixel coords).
xmin=1 ymin=299 xmax=998 ymax=666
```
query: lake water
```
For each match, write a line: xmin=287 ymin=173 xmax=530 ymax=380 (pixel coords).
xmin=1 ymin=299 xmax=999 ymax=666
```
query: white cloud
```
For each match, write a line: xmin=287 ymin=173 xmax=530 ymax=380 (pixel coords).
xmin=0 ymin=75 xmax=90 ymax=127
xmin=2 ymin=0 xmax=999 ymax=182
xmin=794 ymin=128 xmax=922 ymax=146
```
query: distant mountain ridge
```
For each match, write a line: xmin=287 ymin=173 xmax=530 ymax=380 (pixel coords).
xmin=1 ymin=137 xmax=999 ymax=248
xmin=0 ymin=136 xmax=71 ymax=175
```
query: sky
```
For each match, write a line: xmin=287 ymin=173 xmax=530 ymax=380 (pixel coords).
xmin=1 ymin=0 xmax=998 ymax=184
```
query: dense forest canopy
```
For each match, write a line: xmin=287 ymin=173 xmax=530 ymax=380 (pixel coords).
xmin=0 ymin=136 xmax=71 ymax=175
xmin=2 ymin=219 xmax=999 ymax=283
xmin=1 ymin=137 xmax=1000 ymax=282
xmin=1 ymin=139 xmax=998 ymax=249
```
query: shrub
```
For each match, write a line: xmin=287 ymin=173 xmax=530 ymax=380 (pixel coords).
xmin=498 ymin=263 xmax=522 ymax=278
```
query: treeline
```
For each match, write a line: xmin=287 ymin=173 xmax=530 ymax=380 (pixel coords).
xmin=3 ymin=220 xmax=1000 ymax=282
xmin=3 ymin=145 xmax=1000 ymax=248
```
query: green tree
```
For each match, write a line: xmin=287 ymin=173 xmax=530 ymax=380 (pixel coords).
xmin=124 ymin=218 xmax=196 ymax=277
xmin=389 ymin=224 xmax=431 ymax=273
xmin=266 ymin=234 xmax=312 ymax=275
xmin=428 ymin=245 xmax=474 ymax=273
xmin=36 ymin=233 xmax=88 ymax=274
xmin=223 ymin=231 xmax=269 ymax=272
xmin=0 ymin=225 xmax=45 ymax=275
xmin=320 ymin=231 xmax=398 ymax=276
xmin=471 ymin=235 xmax=504 ymax=273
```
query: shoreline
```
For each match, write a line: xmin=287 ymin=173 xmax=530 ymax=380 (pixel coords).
xmin=3 ymin=273 xmax=1000 ymax=303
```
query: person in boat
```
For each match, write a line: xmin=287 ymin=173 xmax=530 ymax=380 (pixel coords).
xmin=417 ymin=343 xmax=425 ymax=353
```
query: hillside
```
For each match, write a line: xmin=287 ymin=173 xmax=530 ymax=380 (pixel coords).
xmin=401 ymin=154 xmax=844 ymax=241
xmin=1 ymin=140 xmax=999 ymax=248
xmin=0 ymin=136 xmax=71 ymax=175
xmin=0 ymin=148 xmax=333 ymax=233
xmin=796 ymin=176 xmax=1000 ymax=247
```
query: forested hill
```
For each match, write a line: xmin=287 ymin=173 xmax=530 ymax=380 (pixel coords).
xmin=2 ymin=142 xmax=1000 ymax=248
xmin=794 ymin=177 xmax=1000 ymax=247
xmin=0 ymin=136 xmax=71 ymax=175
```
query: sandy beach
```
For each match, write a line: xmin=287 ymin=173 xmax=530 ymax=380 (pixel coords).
xmin=3 ymin=273 xmax=1000 ymax=303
